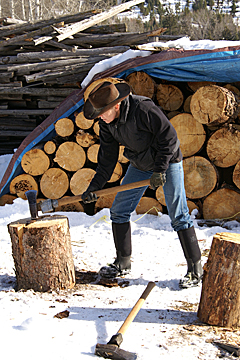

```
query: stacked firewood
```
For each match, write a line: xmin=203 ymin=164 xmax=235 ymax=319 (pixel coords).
xmin=5 ymin=72 xmax=240 ymax=221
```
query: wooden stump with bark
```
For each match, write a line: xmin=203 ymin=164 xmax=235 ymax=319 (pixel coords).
xmin=8 ymin=215 xmax=75 ymax=292
xmin=197 ymin=232 xmax=240 ymax=327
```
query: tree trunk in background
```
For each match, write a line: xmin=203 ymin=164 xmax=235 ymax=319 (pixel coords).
xmin=198 ymin=232 xmax=240 ymax=327
xmin=8 ymin=215 xmax=75 ymax=292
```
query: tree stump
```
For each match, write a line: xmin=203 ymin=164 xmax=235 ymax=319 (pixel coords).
xmin=54 ymin=141 xmax=86 ymax=171
xmin=125 ymin=71 xmax=155 ymax=98
xmin=183 ymin=156 xmax=218 ymax=199
xmin=170 ymin=113 xmax=206 ymax=157
xmin=40 ymin=168 xmax=69 ymax=199
xmin=206 ymin=125 xmax=240 ymax=168
xmin=8 ymin=215 xmax=75 ymax=292
xmin=156 ymin=84 xmax=184 ymax=111
xmin=190 ymin=85 xmax=238 ymax=126
xmin=21 ymin=149 xmax=50 ymax=176
xmin=202 ymin=188 xmax=240 ymax=221
xmin=55 ymin=117 xmax=75 ymax=137
xmin=197 ymin=232 xmax=240 ymax=327
xmin=10 ymin=174 xmax=38 ymax=199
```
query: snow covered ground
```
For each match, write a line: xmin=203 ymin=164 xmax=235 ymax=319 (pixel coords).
xmin=1 ymin=154 xmax=240 ymax=360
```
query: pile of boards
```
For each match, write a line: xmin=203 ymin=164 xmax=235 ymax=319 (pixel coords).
xmin=0 ymin=0 xmax=169 ymax=155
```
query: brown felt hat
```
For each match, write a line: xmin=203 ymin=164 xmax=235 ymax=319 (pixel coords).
xmin=83 ymin=81 xmax=130 ymax=120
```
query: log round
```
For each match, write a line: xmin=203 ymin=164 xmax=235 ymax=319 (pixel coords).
xmin=136 ymin=197 xmax=163 ymax=215
xmin=233 ymin=161 xmax=240 ymax=190
xmin=76 ymin=129 xmax=97 ymax=148
xmin=187 ymin=81 xmax=215 ymax=92
xmin=190 ymin=85 xmax=238 ymax=125
xmin=10 ymin=174 xmax=38 ymax=199
xmin=21 ymin=149 xmax=50 ymax=176
xmin=170 ymin=113 xmax=206 ymax=157
xmin=95 ymin=193 xmax=117 ymax=213
xmin=183 ymin=95 xmax=192 ymax=113
xmin=75 ymin=111 xmax=94 ymax=129
xmin=187 ymin=200 xmax=200 ymax=217
xmin=8 ymin=215 xmax=75 ymax=292
xmin=197 ymin=232 xmax=240 ymax=327
xmin=40 ymin=168 xmax=69 ymax=199
xmin=54 ymin=141 xmax=86 ymax=171
xmin=87 ymin=143 xmax=100 ymax=163
xmin=183 ymin=156 xmax=218 ymax=199
xmin=44 ymin=140 xmax=56 ymax=154
xmin=156 ymin=84 xmax=184 ymax=111
xmin=206 ymin=126 xmax=240 ymax=168
xmin=118 ymin=145 xmax=129 ymax=164
xmin=155 ymin=186 xmax=166 ymax=206
xmin=93 ymin=121 xmax=100 ymax=136
xmin=202 ymin=188 xmax=240 ymax=220
xmin=55 ymin=198 xmax=84 ymax=212
xmin=126 ymin=71 xmax=155 ymax=98
xmin=0 ymin=194 xmax=17 ymax=206
xmin=55 ymin=117 xmax=75 ymax=137
xmin=108 ymin=162 xmax=123 ymax=183
xmin=70 ymin=168 xmax=96 ymax=195
xmin=84 ymin=77 xmax=124 ymax=101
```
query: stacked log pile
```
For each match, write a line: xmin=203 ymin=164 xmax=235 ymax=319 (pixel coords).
xmin=0 ymin=0 xmax=169 ymax=155
xmin=4 ymin=73 xmax=240 ymax=220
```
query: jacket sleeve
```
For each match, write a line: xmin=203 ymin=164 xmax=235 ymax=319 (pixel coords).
xmin=137 ymin=101 xmax=180 ymax=173
xmin=86 ymin=120 xmax=119 ymax=191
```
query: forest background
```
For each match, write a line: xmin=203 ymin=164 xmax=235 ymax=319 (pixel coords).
xmin=0 ymin=0 xmax=239 ymax=41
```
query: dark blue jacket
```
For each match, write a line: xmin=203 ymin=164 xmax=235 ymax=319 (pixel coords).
xmin=88 ymin=94 xmax=182 ymax=191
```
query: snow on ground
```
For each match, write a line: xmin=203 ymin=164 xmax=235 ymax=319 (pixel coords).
xmin=1 ymin=154 xmax=240 ymax=360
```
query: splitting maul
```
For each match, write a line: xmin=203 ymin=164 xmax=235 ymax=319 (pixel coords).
xmin=25 ymin=179 xmax=150 ymax=218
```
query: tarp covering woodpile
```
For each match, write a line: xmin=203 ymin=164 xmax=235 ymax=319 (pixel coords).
xmin=1 ymin=44 xmax=240 ymax=220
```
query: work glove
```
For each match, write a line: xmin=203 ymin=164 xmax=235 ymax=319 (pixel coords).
xmin=81 ymin=190 xmax=98 ymax=204
xmin=150 ymin=172 xmax=166 ymax=190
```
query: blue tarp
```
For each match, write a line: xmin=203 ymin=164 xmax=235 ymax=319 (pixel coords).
xmin=1 ymin=46 xmax=240 ymax=197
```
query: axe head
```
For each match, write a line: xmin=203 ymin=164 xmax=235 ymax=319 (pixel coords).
xmin=25 ymin=190 xmax=38 ymax=220
xmin=95 ymin=343 xmax=137 ymax=360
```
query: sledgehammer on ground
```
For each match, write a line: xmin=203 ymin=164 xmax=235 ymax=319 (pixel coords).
xmin=95 ymin=281 xmax=156 ymax=360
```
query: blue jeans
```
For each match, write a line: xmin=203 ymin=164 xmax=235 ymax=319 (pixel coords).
xmin=110 ymin=162 xmax=193 ymax=232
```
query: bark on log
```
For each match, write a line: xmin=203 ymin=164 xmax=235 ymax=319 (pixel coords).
xmin=197 ymin=232 xmax=240 ymax=327
xmin=190 ymin=85 xmax=238 ymax=126
xmin=70 ymin=168 xmax=96 ymax=196
xmin=54 ymin=117 xmax=75 ymax=137
xmin=54 ymin=142 xmax=86 ymax=171
xmin=170 ymin=113 xmax=206 ymax=157
xmin=183 ymin=156 xmax=218 ymax=199
xmin=202 ymin=188 xmax=240 ymax=221
xmin=75 ymin=129 xmax=97 ymax=148
xmin=10 ymin=174 xmax=38 ymax=199
xmin=21 ymin=149 xmax=50 ymax=176
xmin=136 ymin=197 xmax=163 ymax=215
xmin=156 ymin=84 xmax=184 ymax=111
xmin=233 ymin=161 xmax=240 ymax=190
xmin=44 ymin=141 xmax=56 ymax=155
xmin=206 ymin=125 xmax=240 ymax=168
xmin=125 ymin=71 xmax=155 ymax=98
xmin=75 ymin=111 xmax=94 ymax=129
xmin=40 ymin=168 xmax=69 ymax=199
xmin=8 ymin=215 xmax=75 ymax=292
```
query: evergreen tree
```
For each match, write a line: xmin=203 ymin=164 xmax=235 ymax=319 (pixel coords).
xmin=231 ymin=0 xmax=237 ymax=16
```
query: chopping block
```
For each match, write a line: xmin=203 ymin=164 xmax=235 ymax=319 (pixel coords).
xmin=8 ymin=214 xmax=75 ymax=292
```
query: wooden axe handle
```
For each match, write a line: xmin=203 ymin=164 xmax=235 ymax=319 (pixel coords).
xmin=117 ymin=281 xmax=156 ymax=336
xmin=55 ymin=179 xmax=150 ymax=208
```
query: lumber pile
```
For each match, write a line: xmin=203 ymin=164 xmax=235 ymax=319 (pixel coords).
xmin=0 ymin=0 xmax=169 ymax=155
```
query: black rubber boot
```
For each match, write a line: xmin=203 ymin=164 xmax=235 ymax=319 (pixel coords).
xmin=178 ymin=226 xmax=203 ymax=289
xmin=99 ymin=222 xmax=132 ymax=278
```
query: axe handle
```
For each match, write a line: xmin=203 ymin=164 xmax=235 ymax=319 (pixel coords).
xmin=55 ymin=179 xmax=150 ymax=208
xmin=117 ymin=281 xmax=156 ymax=336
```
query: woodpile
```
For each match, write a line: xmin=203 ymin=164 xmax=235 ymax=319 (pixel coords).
xmin=0 ymin=0 xmax=168 ymax=155
xmin=4 ymin=71 xmax=240 ymax=221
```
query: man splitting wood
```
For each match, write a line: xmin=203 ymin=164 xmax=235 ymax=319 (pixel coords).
xmin=82 ymin=79 xmax=203 ymax=289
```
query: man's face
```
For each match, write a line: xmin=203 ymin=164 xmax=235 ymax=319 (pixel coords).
xmin=99 ymin=104 xmax=120 ymax=123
